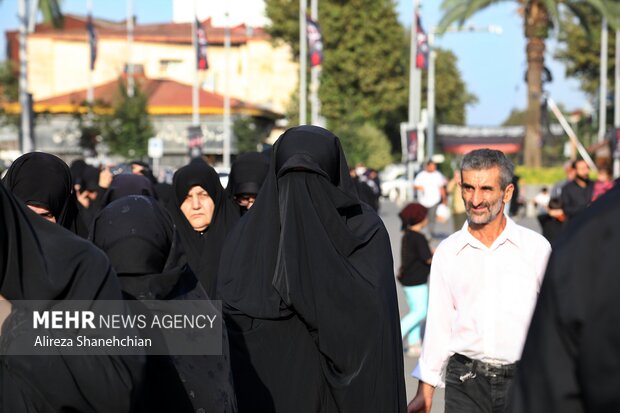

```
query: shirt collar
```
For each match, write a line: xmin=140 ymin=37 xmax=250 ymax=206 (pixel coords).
xmin=454 ymin=216 xmax=521 ymax=254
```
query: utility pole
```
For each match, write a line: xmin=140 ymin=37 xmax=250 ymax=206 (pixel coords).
xmin=599 ymin=18 xmax=608 ymax=142
xmin=299 ymin=0 xmax=308 ymax=125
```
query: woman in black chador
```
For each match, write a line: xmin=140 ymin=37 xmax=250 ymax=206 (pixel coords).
xmin=169 ymin=159 xmax=239 ymax=298
xmin=90 ymin=195 xmax=237 ymax=413
xmin=2 ymin=151 xmax=87 ymax=236
xmin=0 ymin=184 xmax=143 ymax=412
xmin=217 ymin=125 xmax=406 ymax=412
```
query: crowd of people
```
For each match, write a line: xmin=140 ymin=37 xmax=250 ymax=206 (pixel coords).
xmin=1 ymin=125 xmax=619 ymax=412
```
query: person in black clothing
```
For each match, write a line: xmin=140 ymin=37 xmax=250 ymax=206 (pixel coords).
xmin=0 ymin=183 xmax=143 ymax=412
xmin=217 ymin=125 xmax=406 ymax=412
xmin=90 ymin=195 xmax=237 ymax=413
xmin=560 ymin=159 xmax=593 ymax=221
xmin=2 ymin=152 xmax=87 ymax=236
xmin=510 ymin=185 xmax=620 ymax=413
xmin=226 ymin=152 xmax=269 ymax=215
xmin=169 ymin=159 xmax=239 ymax=298
xmin=397 ymin=203 xmax=432 ymax=357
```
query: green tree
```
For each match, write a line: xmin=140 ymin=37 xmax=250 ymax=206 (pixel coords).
xmin=332 ymin=119 xmax=394 ymax=171
xmin=102 ymin=80 xmax=154 ymax=158
xmin=265 ymin=0 xmax=476 ymax=160
xmin=555 ymin=5 xmax=616 ymax=101
xmin=0 ymin=60 xmax=19 ymax=129
xmin=439 ymin=0 xmax=619 ymax=167
xmin=233 ymin=116 xmax=275 ymax=153
xmin=265 ymin=0 xmax=408 ymax=149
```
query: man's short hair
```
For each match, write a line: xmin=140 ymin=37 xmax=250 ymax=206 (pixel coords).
xmin=460 ymin=149 xmax=514 ymax=189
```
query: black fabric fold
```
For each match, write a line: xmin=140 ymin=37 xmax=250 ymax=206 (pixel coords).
xmin=217 ymin=125 xmax=406 ymax=412
xmin=2 ymin=152 xmax=87 ymax=237
xmin=90 ymin=195 xmax=238 ymax=413
xmin=0 ymin=184 xmax=143 ymax=412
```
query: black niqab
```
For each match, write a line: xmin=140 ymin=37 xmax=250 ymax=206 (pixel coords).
xmin=169 ymin=160 xmax=239 ymax=298
xmin=90 ymin=196 xmax=238 ymax=413
xmin=99 ymin=173 xmax=158 ymax=210
xmin=226 ymin=152 xmax=270 ymax=197
xmin=0 ymin=184 xmax=142 ymax=412
xmin=217 ymin=125 xmax=406 ymax=412
xmin=2 ymin=152 xmax=87 ymax=236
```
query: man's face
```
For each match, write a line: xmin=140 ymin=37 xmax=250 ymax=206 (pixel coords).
xmin=426 ymin=162 xmax=437 ymax=172
xmin=180 ymin=185 xmax=215 ymax=232
xmin=461 ymin=167 xmax=513 ymax=225
xmin=574 ymin=160 xmax=589 ymax=181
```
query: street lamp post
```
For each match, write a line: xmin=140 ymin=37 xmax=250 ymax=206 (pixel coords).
xmin=426 ymin=25 xmax=502 ymax=158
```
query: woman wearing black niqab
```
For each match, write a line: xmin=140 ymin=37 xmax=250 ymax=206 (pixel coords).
xmin=217 ymin=125 xmax=406 ymax=412
xmin=2 ymin=152 xmax=87 ymax=236
xmin=98 ymin=173 xmax=158 ymax=209
xmin=226 ymin=152 xmax=269 ymax=214
xmin=169 ymin=160 xmax=239 ymax=298
xmin=0 ymin=184 xmax=143 ymax=412
xmin=91 ymin=195 xmax=237 ymax=413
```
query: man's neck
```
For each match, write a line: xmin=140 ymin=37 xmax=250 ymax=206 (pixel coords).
xmin=574 ymin=177 xmax=588 ymax=188
xmin=467 ymin=213 xmax=508 ymax=248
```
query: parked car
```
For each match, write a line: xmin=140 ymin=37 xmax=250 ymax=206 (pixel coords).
xmin=380 ymin=173 xmax=413 ymax=203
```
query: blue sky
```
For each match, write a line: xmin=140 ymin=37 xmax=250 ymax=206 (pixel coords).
xmin=0 ymin=0 xmax=590 ymax=126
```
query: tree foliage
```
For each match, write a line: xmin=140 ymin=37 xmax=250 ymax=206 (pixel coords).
xmin=101 ymin=80 xmax=154 ymax=158
xmin=439 ymin=0 xmax=620 ymax=167
xmin=332 ymin=120 xmax=394 ymax=171
xmin=265 ymin=0 xmax=475 ymax=165
xmin=555 ymin=4 xmax=617 ymax=100
xmin=0 ymin=60 xmax=19 ymax=129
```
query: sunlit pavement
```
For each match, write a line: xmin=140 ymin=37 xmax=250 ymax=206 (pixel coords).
xmin=379 ymin=198 xmax=541 ymax=411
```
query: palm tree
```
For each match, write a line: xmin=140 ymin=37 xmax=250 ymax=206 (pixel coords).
xmin=439 ymin=0 xmax=619 ymax=167
xmin=11 ymin=0 xmax=64 ymax=153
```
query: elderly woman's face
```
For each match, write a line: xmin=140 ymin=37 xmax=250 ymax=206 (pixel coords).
xmin=180 ymin=185 xmax=215 ymax=232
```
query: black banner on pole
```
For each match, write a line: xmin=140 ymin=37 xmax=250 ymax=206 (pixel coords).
xmin=187 ymin=125 xmax=204 ymax=159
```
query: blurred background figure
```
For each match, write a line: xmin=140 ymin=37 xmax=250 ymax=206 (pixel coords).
xmin=397 ymin=203 xmax=432 ymax=358
xmin=413 ymin=160 xmax=447 ymax=239
xmin=226 ymin=152 xmax=269 ymax=215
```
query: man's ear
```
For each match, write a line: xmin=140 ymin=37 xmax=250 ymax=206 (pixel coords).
xmin=503 ymin=183 xmax=514 ymax=204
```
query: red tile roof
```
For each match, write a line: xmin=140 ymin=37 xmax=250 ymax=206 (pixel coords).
xmin=33 ymin=75 xmax=282 ymax=119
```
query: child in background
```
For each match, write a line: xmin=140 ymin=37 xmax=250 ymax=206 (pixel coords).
xmin=397 ymin=203 xmax=433 ymax=357
xmin=592 ymin=166 xmax=615 ymax=202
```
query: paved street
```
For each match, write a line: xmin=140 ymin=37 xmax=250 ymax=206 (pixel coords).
xmin=378 ymin=198 xmax=540 ymax=411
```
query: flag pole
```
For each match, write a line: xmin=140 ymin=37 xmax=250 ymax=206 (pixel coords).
xmin=599 ymin=18 xmax=608 ymax=142
xmin=192 ymin=0 xmax=199 ymax=127
xmin=18 ymin=0 xmax=33 ymax=153
xmin=223 ymin=7 xmax=231 ymax=168
xmin=299 ymin=0 xmax=308 ymax=125
xmin=310 ymin=0 xmax=320 ymax=126
xmin=86 ymin=0 xmax=94 ymax=111
xmin=126 ymin=0 xmax=135 ymax=97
